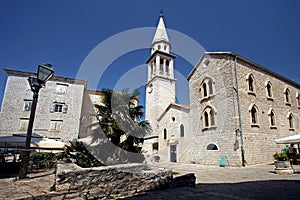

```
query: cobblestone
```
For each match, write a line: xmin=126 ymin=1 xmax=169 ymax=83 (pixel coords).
xmin=0 ymin=162 xmax=300 ymax=199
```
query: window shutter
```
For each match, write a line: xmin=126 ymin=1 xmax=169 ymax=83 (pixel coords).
xmin=62 ymin=105 xmax=68 ymax=113
xmin=50 ymin=104 xmax=55 ymax=113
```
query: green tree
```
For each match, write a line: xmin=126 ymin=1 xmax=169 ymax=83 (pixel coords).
xmin=85 ymin=89 xmax=152 ymax=164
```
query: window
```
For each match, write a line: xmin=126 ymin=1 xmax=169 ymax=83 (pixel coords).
xmin=180 ymin=124 xmax=184 ymax=137
xmin=163 ymin=128 xmax=167 ymax=140
xmin=206 ymin=143 xmax=219 ymax=151
xmin=287 ymin=112 xmax=294 ymax=130
xmin=50 ymin=103 xmax=68 ymax=113
xmin=268 ymin=109 xmax=276 ymax=127
xmin=166 ymin=60 xmax=169 ymax=74
xmin=19 ymin=118 xmax=29 ymax=131
xmin=265 ymin=81 xmax=273 ymax=99
xmin=50 ymin=120 xmax=63 ymax=131
xmin=247 ymin=74 xmax=255 ymax=93
xmin=249 ymin=104 xmax=259 ymax=126
xmin=23 ymin=100 xmax=32 ymax=111
xmin=202 ymin=106 xmax=216 ymax=130
xmin=297 ymin=93 xmax=300 ymax=108
xmin=159 ymin=58 xmax=164 ymax=73
xmin=200 ymin=77 xmax=214 ymax=100
xmin=284 ymin=88 xmax=291 ymax=105
xmin=56 ymin=84 xmax=68 ymax=95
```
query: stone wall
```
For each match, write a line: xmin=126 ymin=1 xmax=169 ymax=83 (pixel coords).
xmin=55 ymin=163 xmax=195 ymax=199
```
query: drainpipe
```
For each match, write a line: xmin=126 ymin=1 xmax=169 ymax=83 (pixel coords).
xmin=234 ymin=56 xmax=246 ymax=167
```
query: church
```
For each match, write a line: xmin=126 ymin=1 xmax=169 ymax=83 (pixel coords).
xmin=143 ymin=14 xmax=300 ymax=166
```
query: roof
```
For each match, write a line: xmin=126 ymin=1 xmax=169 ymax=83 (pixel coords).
xmin=152 ymin=14 xmax=169 ymax=44
xmin=3 ymin=68 xmax=87 ymax=86
xmin=187 ymin=52 xmax=300 ymax=88
xmin=146 ymin=50 xmax=176 ymax=64
xmin=157 ymin=102 xmax=189 ymax=122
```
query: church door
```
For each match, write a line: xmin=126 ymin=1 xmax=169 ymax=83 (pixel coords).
xmin=170 ymin=145 xmax=177 ymax=162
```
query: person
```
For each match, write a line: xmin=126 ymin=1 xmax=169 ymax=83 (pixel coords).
xmin=288 ymin=144 xmax=296 ymax=158
xmin=283 ymin=145 xmax=289 ymax=155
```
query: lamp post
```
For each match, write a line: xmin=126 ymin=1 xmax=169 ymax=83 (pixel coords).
xmin=19 ymin=64 xmax=54 ymax=179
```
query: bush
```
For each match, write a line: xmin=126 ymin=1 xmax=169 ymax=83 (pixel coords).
xmin=30 ymin=152 xmax=56 ymax=169
xmin=273 ymin=152 xmax=288 ymax=161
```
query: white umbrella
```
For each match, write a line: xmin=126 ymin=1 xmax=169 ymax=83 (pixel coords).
xmin=274 ymin=133 xmax=300 ymax=144
xmin=0 ymin=133 xmax=66 ymax=150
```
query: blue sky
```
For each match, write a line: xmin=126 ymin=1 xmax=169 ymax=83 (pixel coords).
xmin=0 ymin=0 xmax=300 ymax=109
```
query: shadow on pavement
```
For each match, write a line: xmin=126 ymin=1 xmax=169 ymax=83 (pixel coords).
xmin=125 ymin=180 xmax=300 ymax=200
xmin=0 ymin=162 xmax=20 ymax=178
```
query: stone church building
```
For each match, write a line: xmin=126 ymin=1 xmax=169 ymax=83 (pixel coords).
xmin=0 ymin=14 xmax=299 ymax=166
xmin=144 ymin=14 xmax=300 ymax=166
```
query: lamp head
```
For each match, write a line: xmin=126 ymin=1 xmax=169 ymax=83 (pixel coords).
xmin=37 ymin=63 xmax=54 ymax=84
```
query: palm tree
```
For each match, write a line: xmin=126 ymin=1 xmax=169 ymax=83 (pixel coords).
xmin=85 ymin=88 xmax=152 ymax=164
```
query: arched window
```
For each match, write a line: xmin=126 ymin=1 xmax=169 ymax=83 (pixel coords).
xmin=268 ymin=109 xmax=276 ymax=127
xmin=284 ymin=88 xmax=291 ymax=104
xmin=202 ymin=106 xmax=216 ymax=129
xmin=206 ymin=143 xmax=219 ymax=151
xmin=200 ymin=77 xmax=214 ymax=99
xmin=163 ymin=128 xmax=167 ymax=140
xmin=247 ymin=74 xmax=255 ymax=92
xmin=180 ymin=124 xmax=184 ymax=137
xmin=287 ymin=113 xmax=294 ymax=129
xmin=203 ymin=83 xmax=208 ymax=97
xmin=249 ymin=104 xmax=259 ymax=125
xmin=266 ymin=81 xmax=273 ymax=98
xmin=204 ymin=111 xmax=209 ymax=127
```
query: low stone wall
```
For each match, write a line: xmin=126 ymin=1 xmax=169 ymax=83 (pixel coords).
xmin=55 ymin=162 xmax=194 ymax=199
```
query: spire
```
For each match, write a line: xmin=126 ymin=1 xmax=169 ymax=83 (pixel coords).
xmin=152 ymin=11 xmax=169 ymax=44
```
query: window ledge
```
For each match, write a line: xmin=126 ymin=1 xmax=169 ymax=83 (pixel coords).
xmin=285 ymin=102 xmax=291 ymax=106
xmin=251 ymin=124 xmax=260 ymax=128
xmin=202 ymin=126 xmax=217 ymax=131
xmin=248 ymin=91 xmax=256 ymax=96
xmin=266 ymin=97 xmax=274 ymax=101
xmin=270 ymin=126 xmax=277 ymax=129
xmin=289 ymin=128 xmax=295 ymax=131
xmin=200 ymin=94 xmax=215 ymax=103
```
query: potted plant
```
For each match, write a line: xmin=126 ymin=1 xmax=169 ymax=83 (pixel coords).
xmin=273 ymin=152 xmax=292 ymax=174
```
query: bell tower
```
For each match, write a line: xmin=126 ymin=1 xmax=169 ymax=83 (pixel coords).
xmin=145 ymin=12 xmax=176 ymax=138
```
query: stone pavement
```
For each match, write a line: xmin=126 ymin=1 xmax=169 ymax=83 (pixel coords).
xmin=0 ymin=163 xmax=300 ymax=199
xmin=126 ymin=162 xmax=300 ymax=199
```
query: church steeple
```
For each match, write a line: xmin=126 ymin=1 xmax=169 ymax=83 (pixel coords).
xmin=151 ymin=10 xmax=171 ymax=54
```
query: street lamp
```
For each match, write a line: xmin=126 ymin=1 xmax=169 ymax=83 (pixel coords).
xmin=19 ymin=64 xmax=54 ymax=179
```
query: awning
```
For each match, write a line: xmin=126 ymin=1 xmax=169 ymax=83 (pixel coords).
xmin=0 ymin=133 xmax=66 ymax=150
xmin=274 ymin=133 xmax=300 ymax=144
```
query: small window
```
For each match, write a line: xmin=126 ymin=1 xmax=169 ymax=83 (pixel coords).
xmin=50 ymin=120 xmax=63 ymax=131
xmin=56 ymin=84 xmax=68 ymax=95
xmin=158 ymin=45 xmax=161 ymax=50
xmin=159 ymin=58 xmax=164 ymax=73
xmin=172 ymin=117 xmax=175 ymax=122
xmin=249 ymin=104 xmax=259 ymax=126
xmin=23 ymin=100 xmax=32 ymax=111
xmin=202 ymin=106 xmax=216 ymax=130
xmin=288 ymin=112 xmax=294 ymax=130
xmin=297 ymin=93 xmax=300 ymax=108
xmin=206 ymin=143 xmax=218 ymax=151
xmin=19 ymin=118 xmax=29 ymax=131
xmin=247 ymin=74 xmax=255 ymax=92
xmin=163 ymin=128 xmax=167 ymax=140
xmin=180 ymin=124 xmax=184 ymax=137
xmin=51 ymin=103 xmax=68 ymax=113
xmin=269 ymin=109 xmax=276 ymax=127
xmin=266 ymin=81 xmax=273 ymax=98
xmin=284 ymin=88 xmax=291 ymax=105
xmin=200 ymin=77 xmax=214 ymax=100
